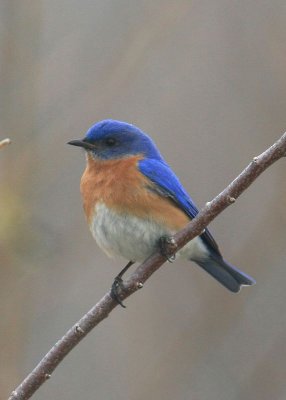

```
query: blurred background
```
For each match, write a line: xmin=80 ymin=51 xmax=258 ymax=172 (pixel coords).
xmin=1 ymin=1 xmax=286 ymax=399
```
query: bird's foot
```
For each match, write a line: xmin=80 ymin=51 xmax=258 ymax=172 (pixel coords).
xmin=110 ymin=261 xmax=134 ymax=308
xmin=159 ymin=235 xmax=177 ymax=262
xmin=111 ymin=276 xmax=126 ymax=308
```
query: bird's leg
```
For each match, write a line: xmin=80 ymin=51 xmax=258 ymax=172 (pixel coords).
xmin=111 ymin=261 xmax=135 ymax=308
xmin=159 ymin=235 xmax=177 ymax=262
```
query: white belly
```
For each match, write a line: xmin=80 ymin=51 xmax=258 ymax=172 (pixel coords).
xmin=90 ymin=202 xmax=209 ymax=262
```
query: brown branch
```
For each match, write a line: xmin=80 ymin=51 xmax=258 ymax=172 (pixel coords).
xmin=0 ymin=138 xmax=11 ymax=149
xmin=8 ymin=132 xmax=286 ymax=400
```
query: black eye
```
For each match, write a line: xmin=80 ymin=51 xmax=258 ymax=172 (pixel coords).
xmin=105 ymin=137 xmax=116 ymax=147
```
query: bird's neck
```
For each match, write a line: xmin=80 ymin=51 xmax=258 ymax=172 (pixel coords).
xmin=80 ymin=154 xmax=144 ymax=221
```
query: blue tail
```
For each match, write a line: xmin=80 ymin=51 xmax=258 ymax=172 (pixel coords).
xmin=194 ymin=255 xmax=256 ymax=293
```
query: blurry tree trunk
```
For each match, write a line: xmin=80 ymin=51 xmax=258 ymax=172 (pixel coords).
xmin=0 ymin=2 xmax=41 ymax=398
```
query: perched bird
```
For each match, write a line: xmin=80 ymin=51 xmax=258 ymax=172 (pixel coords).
xmin=68 ymin=120 xmax=255 ymax=304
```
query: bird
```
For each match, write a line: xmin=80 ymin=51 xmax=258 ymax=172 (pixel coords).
xmin=68 ymin=119 xmax=255 ymax=305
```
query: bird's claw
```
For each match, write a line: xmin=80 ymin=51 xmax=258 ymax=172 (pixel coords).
xmin=159 ymin=235 xmax=177 ymax=262
xmin=111 ymin=277 xmax=126 ymax=308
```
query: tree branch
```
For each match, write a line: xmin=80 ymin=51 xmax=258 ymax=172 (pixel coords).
xmin=8 ymin=132 xmax=286 ymax=400
xmin=0 ymin=138 xmax=11 ymax=149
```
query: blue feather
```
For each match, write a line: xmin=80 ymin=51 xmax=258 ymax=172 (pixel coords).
xmin=138 ymin=158 xmax=221 ymax=256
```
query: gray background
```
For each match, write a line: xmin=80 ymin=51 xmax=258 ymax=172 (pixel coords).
xmin=1 ymin=1 xmax=286 ymax=399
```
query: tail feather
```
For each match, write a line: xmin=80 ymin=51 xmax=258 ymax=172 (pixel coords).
xmin=195 ymin=255 xmax=256 ymax=293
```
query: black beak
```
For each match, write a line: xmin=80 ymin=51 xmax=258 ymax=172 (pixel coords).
xmin=67 ymin=139 xmax=97 ymax=151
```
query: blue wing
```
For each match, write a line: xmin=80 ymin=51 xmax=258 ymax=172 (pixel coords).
xmin=138 ymin=158 xmax=221 ymax=256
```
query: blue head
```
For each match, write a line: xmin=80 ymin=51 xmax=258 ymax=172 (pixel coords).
xmin=68 ymin=120 xmax=164 ymax=161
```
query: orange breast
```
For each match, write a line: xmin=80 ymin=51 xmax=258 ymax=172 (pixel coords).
xmin=80 ymin=154 xmax=190 ymax=230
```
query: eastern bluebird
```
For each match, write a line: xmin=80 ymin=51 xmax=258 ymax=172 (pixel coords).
xmin=68 ymin=120 xmax=255 ymax=305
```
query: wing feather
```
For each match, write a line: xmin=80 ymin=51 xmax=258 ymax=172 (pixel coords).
xmin=138 ymin=158 xmax=221 ymax=256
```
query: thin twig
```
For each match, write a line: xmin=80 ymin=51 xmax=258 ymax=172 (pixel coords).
xmin=0 ymin=138 xmax=11 ymax=149
xmin=8 ymin=132 xmax=286 ymax=400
